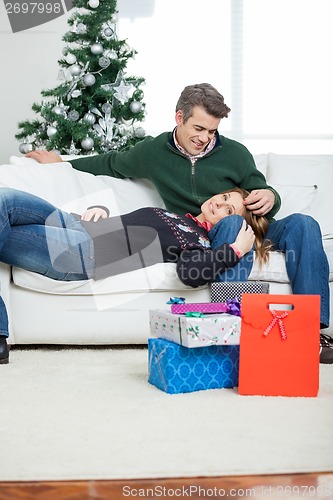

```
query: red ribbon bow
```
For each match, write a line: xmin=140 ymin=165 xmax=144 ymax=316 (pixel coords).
xmin=263 ymin=310 xmax=288 ymax=340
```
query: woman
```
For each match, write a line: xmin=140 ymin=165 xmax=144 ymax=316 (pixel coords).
xmin=0 ymin=187 xmax=268 ymax=364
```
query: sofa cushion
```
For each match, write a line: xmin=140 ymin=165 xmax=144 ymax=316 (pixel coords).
xmin=266 ymin=153 xmax=333 ymax=239
xmin=11 ymin=262 xmax=201 ymax=296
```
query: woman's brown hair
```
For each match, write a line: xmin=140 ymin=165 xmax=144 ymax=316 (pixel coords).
xmin=223 ymin=187 xmax=272 ymax=267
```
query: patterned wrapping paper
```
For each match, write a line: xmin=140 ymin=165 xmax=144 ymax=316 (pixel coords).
xmin=149 ymin=309 xmax=241 ymax=347
xmin=170 ymin=302 xmax=230 ymax=314
xmin=148 ymin=337 xmax=240 ymax=394
xmin=210 ymin=281 xmax=270 ymax=303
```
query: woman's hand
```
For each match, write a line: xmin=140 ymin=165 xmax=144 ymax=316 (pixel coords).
xmin=81 ymin=207 xmax=108 ymax=222
xmin=232 ymin=220 xmax=255 ymax=257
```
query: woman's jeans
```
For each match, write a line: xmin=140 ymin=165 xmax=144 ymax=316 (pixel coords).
xmin=209 ymin=213 xmax=330 ymax=329
xmin=0 ymin=188 xmax=95 ymax=338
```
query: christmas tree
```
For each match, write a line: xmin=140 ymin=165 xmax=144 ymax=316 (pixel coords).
xmin=16 ymin=0 xmax=146 ymax=155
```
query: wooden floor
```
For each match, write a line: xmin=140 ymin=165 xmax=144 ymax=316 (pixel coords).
xmin=0 ymin=473 xmax=332 ymax=500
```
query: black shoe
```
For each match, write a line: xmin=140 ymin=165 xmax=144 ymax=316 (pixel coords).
xmin=0 ymin=335 xmax=9 ymax=364
xmin=320 ymin=333 xmax=333 ymax=364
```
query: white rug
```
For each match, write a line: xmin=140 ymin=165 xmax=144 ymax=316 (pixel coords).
xmin=0 ymin=346 xmax=332 ymax=481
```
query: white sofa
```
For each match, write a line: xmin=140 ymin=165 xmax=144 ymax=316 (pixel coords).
xmin=0 ymin=153 xmax=332 ymax=344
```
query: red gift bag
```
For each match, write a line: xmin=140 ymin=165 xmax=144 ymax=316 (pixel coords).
xmin=238 ymin=294 xmax=320 ymax=397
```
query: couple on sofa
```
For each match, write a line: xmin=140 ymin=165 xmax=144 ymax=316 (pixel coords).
xmin=0 ymin=83 xmax=331 ymax=364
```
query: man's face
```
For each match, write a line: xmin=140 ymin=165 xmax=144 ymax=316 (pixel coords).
xmin=175 ymin=106 xmax=220 ymax=156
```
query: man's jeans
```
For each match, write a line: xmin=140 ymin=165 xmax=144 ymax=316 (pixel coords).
xmin=0 ymin=188 xmax=94 ymax=338
xmin=209 ymin=213 xmax=330 ymax=329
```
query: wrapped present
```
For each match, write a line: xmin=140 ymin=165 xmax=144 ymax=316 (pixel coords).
xmin=148 ymin=337 xmax=239 ymax=394
xmin=171 ymin=301 xmax=232 ymax=315
xmin=238 ymin=294 xmax=320 ymax=397
xmin=149 ymin=309 xmax=241 ymax=347
xmin=211 ymin=281 xmax=270 ymax=303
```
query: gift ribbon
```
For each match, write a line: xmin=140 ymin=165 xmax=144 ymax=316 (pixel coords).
xmin=185 ymin=311 xmax=206 ymax=318
xmin=263 ymin=310 xmax=288 ymax=340
xmin=226 ymin=299 xmax=241 ymax=317
xmin=167 ymin=297 xmax=185 ymax=304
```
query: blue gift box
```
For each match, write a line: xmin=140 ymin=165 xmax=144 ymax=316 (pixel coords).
xmin=148 ymin=338 xmax=239 ymax=394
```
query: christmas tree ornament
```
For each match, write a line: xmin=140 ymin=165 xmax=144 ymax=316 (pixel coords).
xmin=76 ymin=23 xmax=87 ymax=34
xmin=107 ymin=50 xmax=117 ymax=60
xmin=110 ymin=13 xmax=118 ymax=23
xmin=129 ymin=101 xmax=142 ymax=113
xmin=19 ymin=142 xmax=33 ymax=154
xmin=62 ymin=47 xmax=69 ymax=56
xmin=119 ymin=117 xmax=134 ymax=127
xmin=68 ymin=110 xmax=80 ymax=121
xmin=117 ymin=124 xmax=127 ymax=136
xmin=47 ymin=126 xmax=57 ymax=138
xmin=81 ymin=137 xmax=94 ymax=150
xmin=91 ymin=42 xmax=103 ymax=55
xmin=83 ymin=73 xmax=96 ymax=86
xmin=71 ymin=90 xmax=82 ymax=98
xmin=135 ymin=127 xmax=145 ymax=138
xmin=66 ymin=140 xmax=81 ymax=156
xmin=88 ymin=0 xmax=99 ymax=8
xmin=65 ymin=53 xmax=77 ymax=65
xmin=57 ymin=70 xmax=66 ymax=81
xmin=83 ymin=112 xmax=96 ymax=124
xmin=69 ymin=64 xmax=81 ymax=77
xmin=121 ymin=43 xmax=130 ymax=53
xmin=103 ymin=27 xmax=113 ymax=37
xmin=53 ymin=105 xmax=63 ymax=115
xmin=101 ymin=102 xmax=112 ymax=114
xmin=98 ymin=57 xmax=110 ymax=69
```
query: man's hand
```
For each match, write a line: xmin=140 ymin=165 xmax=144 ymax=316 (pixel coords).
xmin=81 ymin=207 xmax=108 ymax=222
xmin=25 ymin=150 xmax=62 ymax=164
xmin=243 ymin=189 xmax=275 ymax=216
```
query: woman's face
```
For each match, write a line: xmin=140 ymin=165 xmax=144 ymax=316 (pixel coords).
xmin=200 ymin=192 xmax=245 ymax=226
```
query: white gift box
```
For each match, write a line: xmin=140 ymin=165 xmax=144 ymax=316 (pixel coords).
xmin=149 ymin=309 xmax=241 ymax=347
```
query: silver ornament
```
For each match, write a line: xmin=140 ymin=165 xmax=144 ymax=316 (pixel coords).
xmin=53 ymin=106 xmax=62 ymax=115
xmin=111 ymin=13 xmax=118 ymax=23
xmin=102 ymin=102 xmax=112 ymax=114
xmin=19 ymin=143 xmax=33 ymax=154
xmin=135 ymin=127 xmax=145 ymax=138
xmin=76 ymin=23 xmax=87 ymax=34
xmin=91 ymin=43 xmax=103 ymax=55
xmin=88 ymin=0 xmax=99 ymax=7
xmin=65 ymin=53 xmax=76 ymax=65
xmin=108 ymin=50 xmax=117 ymax=60
xmin=117 ymin=124 xmax=128 ymax=136
xmin=69 ymin=64 xmax=81 ymax=76
xmin=129 ymin=101 xmax=142 ymax=113
xmin=83 ymin=112 xmax=96 ymax=125
xmin=71 ymin=90 xmax=82 ymax=98
xmin=47 ymin=126 xmax=57 ymax=138
xmin=99 ymin=57 xmax=110 ymax=69
xmin=104 ymin=28 xmax=113 ymax=37
xmin=68 ymin=110 xmax=80 ymax=121
xmin=81 ymin=137 xmax=94 ymax=150
xmin=83 ymin=73 xmax=96 ymax=86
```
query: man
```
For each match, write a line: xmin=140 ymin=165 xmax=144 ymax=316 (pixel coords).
xmin=27 ymin=83 xmax=332 ymax=363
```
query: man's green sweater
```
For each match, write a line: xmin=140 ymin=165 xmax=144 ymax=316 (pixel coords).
xmin=70 ymin=132 xmax=281 ymax=220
